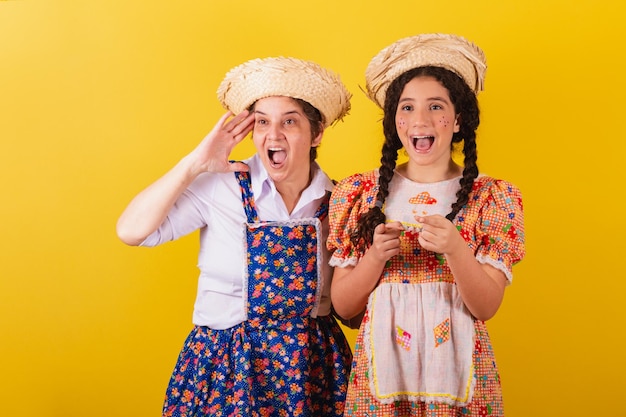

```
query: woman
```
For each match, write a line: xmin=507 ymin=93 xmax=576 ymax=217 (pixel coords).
xmin=117 ymin=57 xmax=353 ymax=417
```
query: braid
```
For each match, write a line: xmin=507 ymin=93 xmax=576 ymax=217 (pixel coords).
xmin=350 ymin=72 xmax=409 ymax=252
xmin=350 ymin=138 xmax=401 ymax=251
xmin=376 ymin=139 xmax=402 ymax=204
xmin=444 ymin=67 xmax=481 ymax=222
xmin=447 ymin=132 xmax=478 ymax=221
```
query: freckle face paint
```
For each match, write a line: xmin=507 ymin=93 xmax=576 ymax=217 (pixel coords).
xmin=398 ymin=118 xmax=406 ymax=127
xmin=439 ymin=117 xmax=449 ymax=127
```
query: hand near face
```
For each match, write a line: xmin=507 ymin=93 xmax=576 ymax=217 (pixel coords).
xmin=417 ymin=214 xmax=465 ymax=255
xmin=368 ymin=221 xmax=405 ymax=263
xmin=189 ymin=110 xmax=255 ymax=174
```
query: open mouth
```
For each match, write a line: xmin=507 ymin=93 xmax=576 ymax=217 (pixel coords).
xmin=268 ymin=147 xmax=287 ymax=167
xmin=412 ymin=136 xmax=434 ymax=152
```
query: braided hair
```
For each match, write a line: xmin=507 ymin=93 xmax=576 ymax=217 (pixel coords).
xmin=350 ymin=66 xmax=480 ymax=251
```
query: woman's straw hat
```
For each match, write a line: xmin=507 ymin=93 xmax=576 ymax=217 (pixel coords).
xmin=217 ymin=57 xmax=351 ymax=128
xmin=365 ymin=33 xmax=487 ymax=108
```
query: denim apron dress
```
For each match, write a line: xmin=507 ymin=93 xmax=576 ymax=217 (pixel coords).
xmin=162 ymin=170 xmax=352 ymax=417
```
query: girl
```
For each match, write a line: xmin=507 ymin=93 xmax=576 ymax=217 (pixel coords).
xmin=327 ymin=34 xmax=525 ymax=416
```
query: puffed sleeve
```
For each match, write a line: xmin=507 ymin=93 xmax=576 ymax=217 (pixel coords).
xmin=327 ymin=171 xmax=378 ymax=267
xmin=472 ymin=178 xmax=525 ymax=283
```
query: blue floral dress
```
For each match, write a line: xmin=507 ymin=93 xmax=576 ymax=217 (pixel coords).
xmin=162 ymin=170 xmax=352 ymax=417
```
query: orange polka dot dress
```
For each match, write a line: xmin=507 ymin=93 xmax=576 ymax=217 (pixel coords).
xmin=327 ymin=170 xmax=525 ymax=417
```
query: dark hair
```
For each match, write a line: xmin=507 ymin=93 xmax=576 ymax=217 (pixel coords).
xmin=351 ymin=66 xmax=480 ymax=251
xmin=249 ymin=97 xmax=324 ymax=161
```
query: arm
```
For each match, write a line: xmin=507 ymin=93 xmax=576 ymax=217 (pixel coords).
xmin=116 ymin=110 xmax=255 ymax=246
xmin=417 ymin=215 xmax=506 ymax=321
xmin=330 ymin=222 xmax=404 ymax=320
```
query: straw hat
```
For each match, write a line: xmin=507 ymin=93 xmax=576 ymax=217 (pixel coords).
xmin=365 ymin=33 xmax=487 ymax=108
xmin=217 ymin=57 xmax=351 ymax=128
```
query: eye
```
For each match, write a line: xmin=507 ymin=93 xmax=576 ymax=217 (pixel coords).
xmin=400 ymin=104 xmax=413 ymax=111
xmin=430 ymin=103 xmax=443 ymax=110
xmin=256 ymin=118 xmax=268 ymax=125
xmin=284 ymin=118 xmax=296 ymax=126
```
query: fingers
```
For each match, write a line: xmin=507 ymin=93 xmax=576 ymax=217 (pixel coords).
xmin=384 ymin=221 xmax=405 ymax=233
xmin=371 ymin=222 xmax=404 ymax=262
xmin=416 ymin=215 xmax=450 ymax=238
xmin=221 ymin=110 xmax=255 ymax=143
xmin=374 ymin=223 xmax=403 ymax=244
xmin=374 ymin=223 xmax=387 ymax=235
xmin=416 ymin=215 xmax=463 ymax=254
xmin=193 ymin=111 xmax=254 ymax=174
xmin=215 ymin=110 xmax=234 ymax=126
xmin=374 ymin=221 xmax=404 ymax=235
xmin=415 ymin=214 xmax=445 ymax=227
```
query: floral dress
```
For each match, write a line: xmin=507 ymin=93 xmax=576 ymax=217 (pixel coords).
xmin=162 ymin=170 xmax=352 ymax=417
xmin=327 ymin=170 xmax=525 ymax=417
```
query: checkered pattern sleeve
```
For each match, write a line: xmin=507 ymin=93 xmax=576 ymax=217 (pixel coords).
xmin=472 ymin=178 xmax=526 ymax=283
xmin=327 ymin=171 xmax=378 ymax=267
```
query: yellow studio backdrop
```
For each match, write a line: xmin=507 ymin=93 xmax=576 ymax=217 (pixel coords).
xmin=1 ymin=0 xmax=624 ymax=416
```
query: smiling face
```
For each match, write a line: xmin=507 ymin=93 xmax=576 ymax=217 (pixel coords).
xmin=395 ymin=76 xmax=460 ymax=176
xmin=251 ymin=96 xmax=323 ymax=187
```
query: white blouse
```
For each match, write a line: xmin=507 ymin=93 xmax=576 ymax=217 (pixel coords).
xmin=141 ymin=154 xmax=335 ymax=329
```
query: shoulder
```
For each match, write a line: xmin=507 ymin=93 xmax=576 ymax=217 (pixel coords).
xmin=327 ymin=170 xmax=378 ymax=258
xmin=310 ymin=162 xmax=335 ymax=192
xmin=472 ymin=175 xmax=523 ymax=208
xmin=331 ymin=170 xmax=378 ymax=204
xmin=467 ymin=176 xmax=526 ymax=278
xmin=334 ymin=170 xmax=378 ymax=191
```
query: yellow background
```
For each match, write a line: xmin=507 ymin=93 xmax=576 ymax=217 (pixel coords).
xmin=1 ymin=1 xmax=624 ymax=416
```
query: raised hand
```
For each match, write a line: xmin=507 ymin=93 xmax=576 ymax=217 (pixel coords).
xmin=188 ymin=110 xmax=256 ymax=174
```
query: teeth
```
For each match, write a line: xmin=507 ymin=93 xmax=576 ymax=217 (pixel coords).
xmin=268 ymin=147 xmax=287 ymax=165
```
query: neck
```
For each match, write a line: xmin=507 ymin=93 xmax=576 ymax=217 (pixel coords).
xmin=398 ymin=160 xmax=463 ymax=183
xmin=275 ymin=167 xmax=313 ymax=214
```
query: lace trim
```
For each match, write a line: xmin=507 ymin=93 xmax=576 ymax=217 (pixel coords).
xmin=476 ymin=254 xmax=513 ymax=284
xmin=242 ymin=225 xmax=251 ymax=320
xmin=328 ymin=255 xmax=359 ymax=268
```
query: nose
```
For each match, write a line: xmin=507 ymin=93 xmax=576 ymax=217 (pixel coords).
xmin=266 ymin=122 xmax=284 ymax=140
xmin=411 ymin=107 xmax=430 ymax=127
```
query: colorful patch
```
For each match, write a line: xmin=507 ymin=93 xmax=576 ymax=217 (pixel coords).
xmin=395 ymin=326 xmax=411 ymax=351
xmin=434 ymin=318 xmax=451 ymax=347
xmin=408 ymin=191 xmax=437 ymax=205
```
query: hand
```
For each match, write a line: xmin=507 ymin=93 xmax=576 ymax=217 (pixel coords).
xmin=367 ymin=221 xmax=405 ymax=263
xmin=188 ymin=110 xmax=255 ymax=174
xmin=417 ymin=214 xmax=465 ymax=255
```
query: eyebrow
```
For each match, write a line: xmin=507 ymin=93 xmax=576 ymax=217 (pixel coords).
xmin=399 ymin=96 xmax=450 ymax=103
xmin=254 ymin=109 xmax=302 ymax=117
xmin=429 ymin=96 xmax=451 ymax=103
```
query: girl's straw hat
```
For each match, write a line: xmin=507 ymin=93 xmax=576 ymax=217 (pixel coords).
xmin=217 ymin=57 xmax=351 ymax=128
xmin=365 ymin=33 xmax=487 ymax=108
